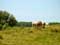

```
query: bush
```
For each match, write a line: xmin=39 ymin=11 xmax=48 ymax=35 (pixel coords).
xmin=2 ymin=23 xmax=9 ymax=29
xmin=0 ymin=24 xmax=3 ymax=30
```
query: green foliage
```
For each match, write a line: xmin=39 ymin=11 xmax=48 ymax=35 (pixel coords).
xmin=16 ymin=22 xmax=32 ymax=27
xmin=0 ymin=11 xmax=9 ymax=25
xmin=48 ymin=22 xmax=60 ymax=25
xmin=0 ymin=10 xmax=17 ymax=30
xmin=2 ymin=23 xmax=9 ymax=29
xmin=0 ymin=24 xmax=3 ymax=30
xmin=7 ymin=15 xmax=17 ymax=27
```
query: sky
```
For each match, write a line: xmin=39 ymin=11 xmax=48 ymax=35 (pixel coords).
xmin=0 ymin=0 xmax=60 ymax=23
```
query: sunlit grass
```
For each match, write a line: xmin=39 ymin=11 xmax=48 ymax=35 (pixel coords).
xmin=0 ymin=25 xmax=60 ymax=45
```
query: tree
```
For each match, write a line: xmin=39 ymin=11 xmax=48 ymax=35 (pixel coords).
xmin=0 ymin=11 xmax=10 ymax=25
xmin=0 ymin=10 xmax=17 ymax=29
xmin=7 ymin=15 xmax=17 ymax=26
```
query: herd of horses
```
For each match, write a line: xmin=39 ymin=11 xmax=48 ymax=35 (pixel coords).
xmin=32 ymin=21 xmax=46 ymax=28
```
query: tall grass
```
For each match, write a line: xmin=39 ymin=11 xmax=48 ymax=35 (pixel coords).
xmin=0 ymin=25 xmax=60 ymax=45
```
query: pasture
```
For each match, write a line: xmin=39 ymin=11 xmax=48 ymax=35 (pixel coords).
xmin=0 ymin=25 xmax=60 ymax=45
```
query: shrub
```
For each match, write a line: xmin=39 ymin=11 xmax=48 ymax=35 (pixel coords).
xmin=2 ymin=23 xmax=9 ymax=29
xmin=0 ymin=24 xmax=3 ymax=30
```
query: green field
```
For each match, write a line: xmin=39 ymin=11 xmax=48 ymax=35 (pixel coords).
xmin=0 ymin=25 xmax=60 ymax=45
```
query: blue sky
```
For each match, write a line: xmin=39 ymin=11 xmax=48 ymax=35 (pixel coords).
xmin=0 ymin=0 xmax=60 ymax=23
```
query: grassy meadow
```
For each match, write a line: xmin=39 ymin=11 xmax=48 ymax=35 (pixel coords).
xmin=0 ymin=25 xmax=60 ymax=45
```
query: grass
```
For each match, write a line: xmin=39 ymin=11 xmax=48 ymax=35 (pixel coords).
xmin=0 ymin=25 xmax=60 ymax=45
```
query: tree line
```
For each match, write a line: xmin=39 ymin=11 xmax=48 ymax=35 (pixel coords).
xmin=48 ymin=22 xmax=60 ymax=25
xmin=0 ymin=10 xmax=32 ymax=30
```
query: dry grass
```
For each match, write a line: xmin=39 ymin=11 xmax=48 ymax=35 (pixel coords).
xmin=0 ymin=25 xmax=60 ymax=45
